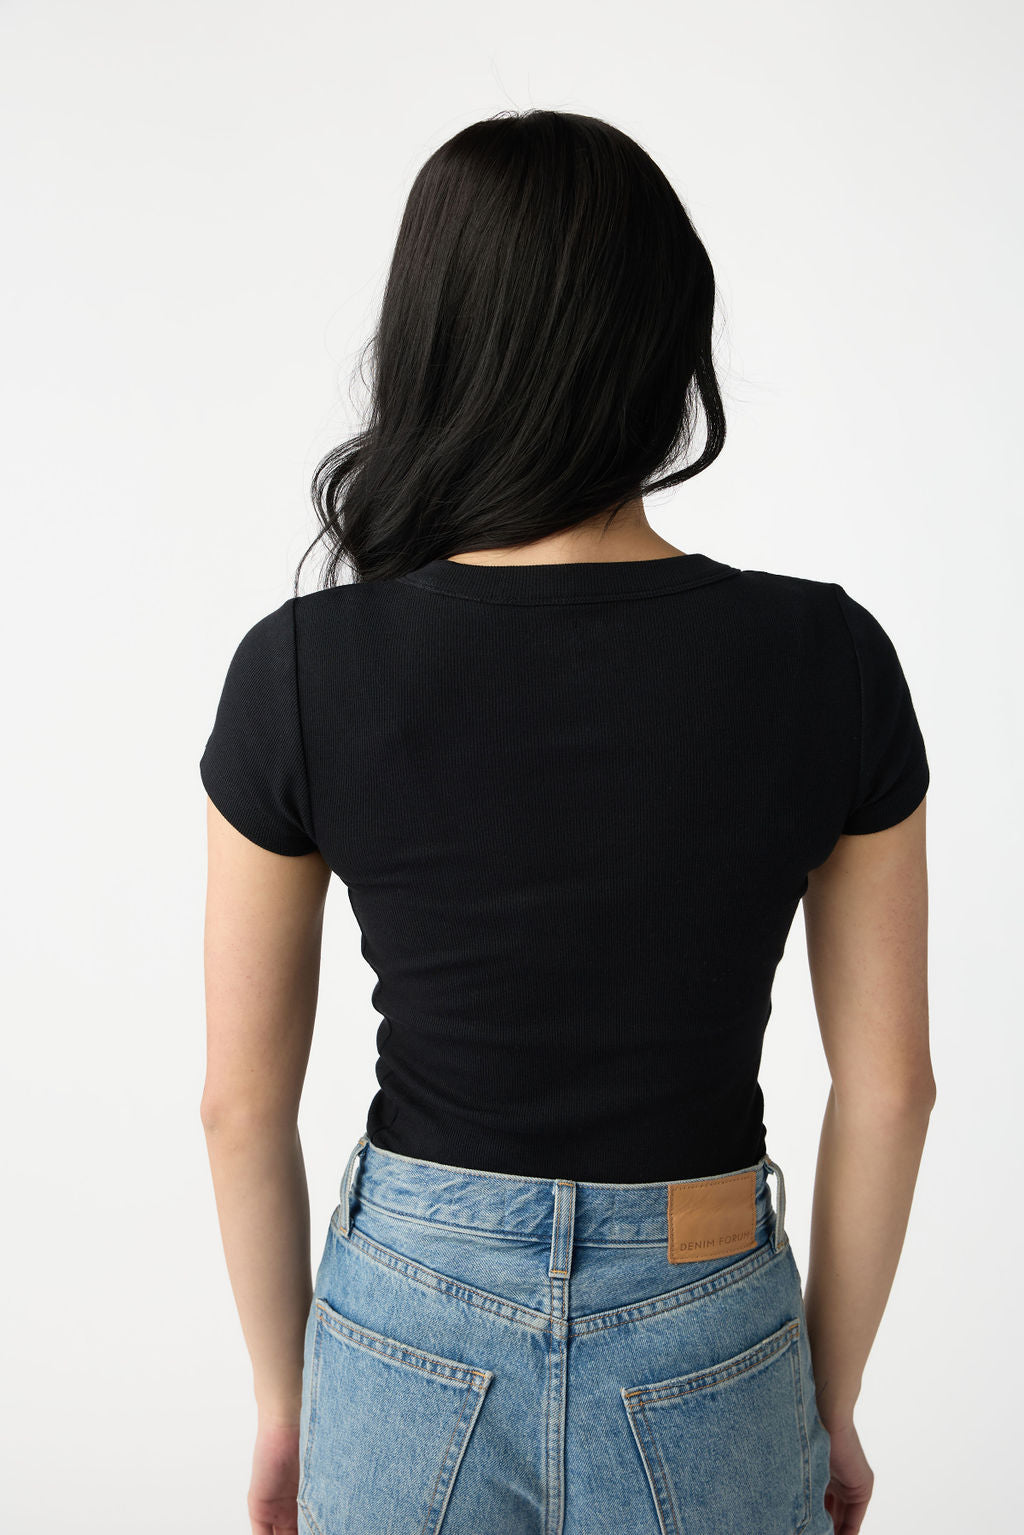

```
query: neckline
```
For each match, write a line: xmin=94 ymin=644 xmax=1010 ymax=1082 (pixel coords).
xmin=397 ymin=551 xmax=741 ymax=606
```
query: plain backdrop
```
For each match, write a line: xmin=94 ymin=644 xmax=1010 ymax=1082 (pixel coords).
xmin=2 ymin=0 xmax=1020 ymax=1529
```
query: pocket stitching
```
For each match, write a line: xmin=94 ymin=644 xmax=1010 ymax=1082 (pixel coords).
xmin=622 ymin=1317 xmax=801 ymax=1405
xmin=629 ymin=1399 xmax=679 ymax=1535
xmin=621 ymin=1319 xmax=812 ymax=1535
xmin=787 ymin=1328 xmax=813 ymax=1534
xmin=298 ymin=1312 xmax=328 ymax=1519
xmin=300 ymin=1299 xmax=494 ymax=1535
xmin=419 ymin=1373 xmax=493 ymax=1535
xmin=314 ymin=1296 xmax=494 ymax=1389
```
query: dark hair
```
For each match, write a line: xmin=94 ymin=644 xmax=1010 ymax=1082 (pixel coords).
xmin=295 ymin=109 xmax=726 ymax=590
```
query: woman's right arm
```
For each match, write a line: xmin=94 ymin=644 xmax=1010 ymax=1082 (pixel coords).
xmin=801 ymin=795 xmax=935 ymax=1530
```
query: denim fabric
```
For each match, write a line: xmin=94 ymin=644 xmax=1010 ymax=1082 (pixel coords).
xmin=298 ymin=1135 xmax=834 ymax=1535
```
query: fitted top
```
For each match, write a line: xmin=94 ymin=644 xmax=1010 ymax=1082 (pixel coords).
xmin=199 ymin=551 xmax=930 ymax=1182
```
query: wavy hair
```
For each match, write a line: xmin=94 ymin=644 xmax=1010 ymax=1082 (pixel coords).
xmin=296 ymin=109 xmax=727 ymax=589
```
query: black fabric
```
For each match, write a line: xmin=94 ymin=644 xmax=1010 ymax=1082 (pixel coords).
xmin=199 ymin=552 xmax=929 ymax=1182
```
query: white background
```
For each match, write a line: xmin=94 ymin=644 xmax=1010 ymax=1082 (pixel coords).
xmin=2 ymin=0 xmax=1020 ymax=1529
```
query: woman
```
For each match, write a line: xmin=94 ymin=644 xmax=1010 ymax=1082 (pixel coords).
xmin=200 ymin=110 xmax=934 ymax=1535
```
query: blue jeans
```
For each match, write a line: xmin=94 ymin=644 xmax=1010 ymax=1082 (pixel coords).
xmin=298 ymin=1134 xmax=834 ymax=1534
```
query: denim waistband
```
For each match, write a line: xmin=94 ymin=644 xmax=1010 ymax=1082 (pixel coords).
xmin=335 ymin=1135 xmax=787 ymax=1257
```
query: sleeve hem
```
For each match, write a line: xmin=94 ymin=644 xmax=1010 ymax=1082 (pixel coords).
xmin=841 ymin=764 xmax=930 ymax=836
xmin=200 ymin=752 xmax=318 ymax=856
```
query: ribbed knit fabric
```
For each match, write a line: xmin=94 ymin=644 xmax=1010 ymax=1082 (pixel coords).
xmin=199 ymin=552 xmax=930 ymax=1182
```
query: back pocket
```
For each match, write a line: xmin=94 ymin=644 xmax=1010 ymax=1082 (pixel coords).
xmin=299 ymin=1296 xmax=494 ymax=1535
xmin=621 ymin=1317 xmax=811 ymax=1535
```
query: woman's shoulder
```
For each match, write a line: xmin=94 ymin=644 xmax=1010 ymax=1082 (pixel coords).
xmin=725 ymin=562 xmax=911 ymax=651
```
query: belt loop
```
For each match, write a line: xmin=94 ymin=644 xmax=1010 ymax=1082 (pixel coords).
xmin=763 ymin=1154 xmax=788 ymax=1252
xmin=337 ymin=1134 xmax=369 ymax=1238
xmin=549 ymin=1180 xmax=576 ymax=1279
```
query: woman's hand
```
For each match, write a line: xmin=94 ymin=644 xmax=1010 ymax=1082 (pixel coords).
xmin=823 ymin=1417 xmax=875 ymax=1534
xmin=248 ymin=1418 xmax=301 ymax=1535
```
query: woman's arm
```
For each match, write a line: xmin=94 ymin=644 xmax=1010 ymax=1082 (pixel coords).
xmin=801 ymin=795 xmax=935 ymax=1526
xmin=200 ymin=795 xmax=332 ymax=1430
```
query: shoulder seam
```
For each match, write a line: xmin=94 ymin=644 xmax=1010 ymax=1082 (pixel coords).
xmin=289 ymin=595 xmax=318 ymax=851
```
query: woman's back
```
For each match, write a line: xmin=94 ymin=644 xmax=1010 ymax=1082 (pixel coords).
xmin=198 ymin=111 xmax=934 ymax=1533
xmin=199 ymin=547 xmax=929 ymax=1182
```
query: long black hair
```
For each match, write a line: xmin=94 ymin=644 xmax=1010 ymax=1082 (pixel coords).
xmin=296 ymin=109 xmax=727 ymax=590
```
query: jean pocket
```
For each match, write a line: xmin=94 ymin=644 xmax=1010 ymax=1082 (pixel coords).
xmin=621 ymin=1317 xmax=812 ymax=1535
xmin=298 ymin=1296 xmax=494 ymax=1535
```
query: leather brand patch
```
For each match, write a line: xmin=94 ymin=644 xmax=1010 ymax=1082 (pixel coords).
xmin=667 ymin=1168 xmax=758 ymax=1263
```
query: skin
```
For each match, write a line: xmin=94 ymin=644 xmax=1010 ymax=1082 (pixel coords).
xmin=201 ymin=500 xmax=933 ymax=1534
xmin=802 ymin=796 xmax=933 ymax=1534
xmin=200 ymin=814 xmax=331 ymax=1535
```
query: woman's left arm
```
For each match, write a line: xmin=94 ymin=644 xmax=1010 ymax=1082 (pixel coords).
xmin=200 ymin=794 xmax=333 ymax=1525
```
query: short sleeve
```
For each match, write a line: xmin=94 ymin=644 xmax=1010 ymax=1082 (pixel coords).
xmin=199 ymin=596 xmax=318 ymax=855
xmin=832 ymin=583 xmax=930 ymax=835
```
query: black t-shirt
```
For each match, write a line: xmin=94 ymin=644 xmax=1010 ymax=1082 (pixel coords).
xmin=199 ymin=552 xmax=930 ymax=1182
